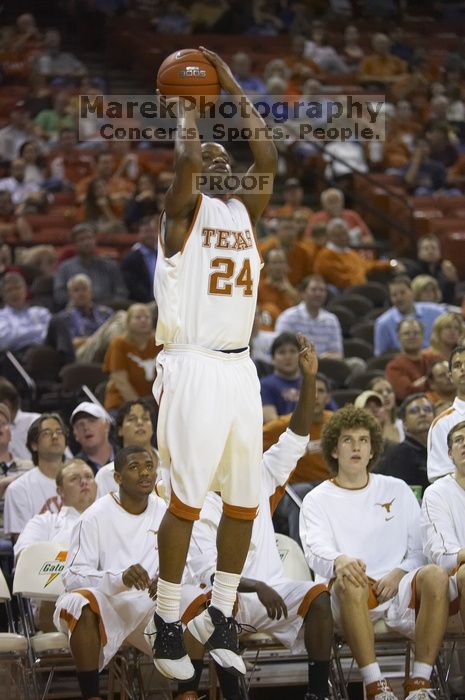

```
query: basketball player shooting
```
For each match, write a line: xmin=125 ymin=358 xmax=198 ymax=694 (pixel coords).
xmin=152 ymin=47 xmax=277 ymax=681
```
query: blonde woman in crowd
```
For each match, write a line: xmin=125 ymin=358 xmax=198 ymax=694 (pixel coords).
xmin=369 ymin=376 xmax=405 ymax=442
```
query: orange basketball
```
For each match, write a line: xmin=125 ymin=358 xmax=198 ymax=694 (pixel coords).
xmin=157 ymin=49 xmax=220 ymax=98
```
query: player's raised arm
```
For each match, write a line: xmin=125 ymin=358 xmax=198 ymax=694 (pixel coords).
xmin=163 ymin=97 xmax=202 ymax=254
xmin=199 ymin=47 xmax=278 ymax=223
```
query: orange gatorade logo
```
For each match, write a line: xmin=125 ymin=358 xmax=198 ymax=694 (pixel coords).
xmin=39 ymin=551 xmax=67 ymax=588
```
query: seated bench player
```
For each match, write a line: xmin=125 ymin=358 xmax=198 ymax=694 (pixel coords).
xmin=54 ymin=446 xmax=207 ymax=700
xmin=421 ymin=420 xmax=465 ymax=632
xmin=180 ymin=336 xmax=333 ymax=700
xmin=300 ymin=405 xmax=450 ymax=700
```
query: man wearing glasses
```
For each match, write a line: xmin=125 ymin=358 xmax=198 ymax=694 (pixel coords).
xmin=377 ymin=394 xmax=434 ymax=498
xmin=4 ymin=412 xmax=68 ymax=543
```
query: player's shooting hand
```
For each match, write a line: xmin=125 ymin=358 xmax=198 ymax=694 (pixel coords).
xmin=256 ymin=582 xmax=288 ymax=620
xmin=122 ymin=564 xmax=151 ymax=591
xmin=334 ymin=555 xmax=368 ymax=591
xmin=297 ymin=334 xmax=318 ymax=377
xmin=198 ymin=46 xmax=241 ymax=95
xmin=147 ymin=577 xmax=158 ymax=600
xmin=373 ymin=568 xmax=405 ymax=603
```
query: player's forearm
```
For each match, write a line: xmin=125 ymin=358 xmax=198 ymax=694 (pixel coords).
xmin=238 ymin=576 xmax=265 ymax=593
xmin=174 ymin=104 xmax=202 ymax=164
xmin=289 ymin=374 xmax=316 ymax=437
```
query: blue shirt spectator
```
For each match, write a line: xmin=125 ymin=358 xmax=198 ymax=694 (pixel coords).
xmin=260 ymin=332 xmax=302 ymax=423
xmin=374 ymin=276 xmax=444 ymax=356
xmin=0 ymin=273 xmax=50 ymax=353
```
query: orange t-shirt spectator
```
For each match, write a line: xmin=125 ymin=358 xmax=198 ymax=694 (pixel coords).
xmin=103 ymin=304 xmax=161 ymax=411
xmin=260 ymin=218 xmax=313 ymax=287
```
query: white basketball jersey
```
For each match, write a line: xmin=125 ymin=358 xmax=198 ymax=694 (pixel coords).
xmin=154 ymin=194 xmax=262 ymax=350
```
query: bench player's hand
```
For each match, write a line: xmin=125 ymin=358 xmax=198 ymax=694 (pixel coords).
xmin=297 ymin=334 xmax=318 ymax=377
xmin=334 ymin=555 xmax=367 ymax=591
xmin=148 ymin=577 xmax=158 ymax=601
xmin=373 ymin=568 xmax=405 ymax=604
xmin=256 ymin=582 xmax=288 ymax=620
xmin=198 ymin=46 xmax=240 ymax=95
xmin=122 ymin=564 xmax=151 ymax=591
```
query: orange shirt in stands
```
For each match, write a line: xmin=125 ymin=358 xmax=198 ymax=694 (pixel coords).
xmin=304 ymin=209 xmax=373 ymax=245
xmin=103 ymin=335 xmax=161 ymax=410
xmin=263 ymin=410 xmax=333 ymax=483
xmin=313 ymin=247 xmax=390 ymax=289
xmin=259 ymin=235 xmax=313 ymax=287
xmin=358 ymin=54 xmax=407 ymax=81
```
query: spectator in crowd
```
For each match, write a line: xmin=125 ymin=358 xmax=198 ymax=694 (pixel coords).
xmin=260 ymin=218 xmax=313 ymax=286
xmin=95 ymin=398 xmax=157 ymax=497
xmin=303 ymin=220 xmax=328 ymax=260
xmin=76 ymin=151 xmax=135 ymax=212
xmin=426 ymin=360 xmax=456 ymax=414
xmin=83 ymin=177 xmax=124 ymax=232
xmin=47 ymin=128 xmax=94 ymax=189
xmin=411 ymin=275 xmax=445 ymax=305
xmin=231 ymin=51 xmax=267 ymax=93
xmin=5 ymin=13 xmax=42 ymax=53
xmin=120 ymin=217 xmax=158 ymax=303
xmin=46 ymin=273 xmax=114 ymax=365
xmin=4 ymin=413 xmax=68 ymax=542
xmin=33 ymin=28 xmax=86 ymax=83
xmin=427 ymin=345 xmax=465 ymax=483
xmin=260 ymin=332 xmax=301 ymax=423
xmin=53 ymin=223 xmax=128 ymax=309
xmin=423 ymin=312 xmax=465 ymax=362
xmin=0 ymin=272 xmax=51 ymax=355
xmin=313 ymin=219 xmax=394 ymax=290
xmin=283 ymin=34 xmax=321 ymax=89
xmin=0 ymin=158 xmax=47 ymax=210
xmin=34 ymin=91 xmax=75 ymax=143
xmin=275 ymin=274 xmax=343 ymax=359
xmin=0 ymin=402 xmax=33 ymax=499
xmin=341 ymin=24 xmax=365 ymax=69
xmin=70 ymin=402 xmax=114 ymax=475
xmin=304 ymin=21 xmax=347 ymax=73
xmin=266 ymin=372 xmax=333 ymax=542
xmin=300 ymin=404 xmax=449 ymax=700
xmin=124 ymin=173 xmax=159 ymax=230
xmin=24 ymin=72 xmax=53 ymax=118
xmin=267 ymin=177 xmax=313 ymax=220
xmin=0 ymin=101 xmax=40 ymax=164
xmin=401 ymin=138 xmax=459 ymax=196
xmin=378 ymin=393 xmax=434 ymax=497
xmin=304 ymin=187 xmax=373 ymax=247
xmin=258 ymin=248 xmax=300 ymax=328
xmin=0 ymin=190 xmax=33 ymax=242
xmin=407 ymin=234 xmax=458 ymax=306
xmin=189 ymin=0 xmax=230 ymax=32
xmin=354 ymin=390 xmax=390 ymax=434
xmin=18 ymin=140 xmax=46 ymax=184
xmin=14 ymin=458 xmax=95 ymax=558
xmin=374 ymin=276 xmax=444 ymax=356
xmin=358 ymin=32 xmax=408 ymax=85
xmin=103 ymin=303 xmax=160 ymax=413
xmin=386 ymin=318 xmax=435 ymax=401
xmin=0 ymin=378 xmax=40 ymax=461
xmin=425 ymin=123 xmax=459 ymax=169
xmin=369 ymin=377 xmax=405 ymax=443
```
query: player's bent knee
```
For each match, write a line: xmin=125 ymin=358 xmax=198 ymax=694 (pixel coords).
xmin=417 ymin=564 xmax=449 ymax=597
xmin=333 ymin=579 xmax=369 ymax=604
xmin=305 ymin=590 xmax=331 ymax=620
xmin=73 ymin=604 xmax=99 ymax=633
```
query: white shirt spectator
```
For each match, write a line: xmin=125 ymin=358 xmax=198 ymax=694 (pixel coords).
xmin=427 ymin=396 xmax=465 ymax=482
xmin=14 ymin=505 xmax=80 ymax=558
xmin=421 ymin=474 xmax=465 ymax=571
xmin=4 ymin=467 xmax=61 ymax=535
xmin=0 ymin=304 xmax=51 ymax=352
xmin=0 ymin=176 xmax=42 ymax=205
xmin=275 ymin=302 xmax=343 ymax=357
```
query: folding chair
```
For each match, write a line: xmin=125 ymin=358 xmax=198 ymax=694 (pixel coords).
xmin=13 ymin=541 xmax=73 ymax=700
xmin=0 ymin=566 xmax=30 ymax=700
xmin=13 ymin=541 xmax=148 ymax=700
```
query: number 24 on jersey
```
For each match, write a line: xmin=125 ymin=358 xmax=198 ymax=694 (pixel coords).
xmin=208 ymin=256 xmax=253 ymax=296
